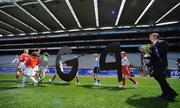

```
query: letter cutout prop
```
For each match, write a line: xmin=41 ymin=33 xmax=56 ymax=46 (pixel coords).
xmin=56 ymin=46 xmax=79 ymax=82
xmin=100 ymin=42 xmax=122 ymax=82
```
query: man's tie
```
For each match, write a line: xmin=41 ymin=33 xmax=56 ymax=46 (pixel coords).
xmin=153 ymin=44 xmax=162 ymax=64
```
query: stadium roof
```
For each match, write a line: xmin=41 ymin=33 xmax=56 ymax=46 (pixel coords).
xmin=0 ymin=0 xmax=180 ymax=37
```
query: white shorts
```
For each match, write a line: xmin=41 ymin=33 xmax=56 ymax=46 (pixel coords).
xmin=34 ymin=66 xmax=39 ymax=72
xmin=23 ymin=67 xmax=35 ymax=76
xmin=18 ymin=62 xmax=25 ymax=71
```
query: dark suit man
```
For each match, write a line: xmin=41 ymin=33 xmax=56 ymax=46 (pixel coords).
xmin=149 ymin=33 xmax=178 ymax=100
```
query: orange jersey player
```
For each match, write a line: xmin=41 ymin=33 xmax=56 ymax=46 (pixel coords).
xmin=19 ymin=51 xmax=29 ymax=63
xmin=18 ymin=52 xmax=39 ymax=88
xmin=25 ymin=52 xmax=39 ymax=68
xmin=16 ymin=49 xmax=30 ymax=81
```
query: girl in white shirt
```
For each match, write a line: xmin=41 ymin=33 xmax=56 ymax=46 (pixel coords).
xmin=121 ymin=51 xmax=138 ymax=88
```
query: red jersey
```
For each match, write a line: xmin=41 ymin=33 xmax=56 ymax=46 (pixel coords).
xmin=19 ymin=53 xmax=29 ymax=62
xmin=25 ymin=56 xmax=39 ymax=68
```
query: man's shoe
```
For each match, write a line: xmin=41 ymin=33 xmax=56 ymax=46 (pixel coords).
xmin=173 ymin=92 xmax=178 ymax=97
xmin=158 ymin=94 xmax=166 ymax=98
xmin=165 ymin=94 xmax=176 ymax=101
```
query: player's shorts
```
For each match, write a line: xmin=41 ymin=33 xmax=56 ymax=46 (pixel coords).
xmin=122 ymin=66 xmax=131 ymax=75
xmin=17 ymin=62 xmax=25 ymax=71
xmin=34 ymin=66 xmax=39 ymax=72
xmin=93 ymin=67 xmax=100 ymax=74
xmin=23 ymin=67 xmax=35 ymax=76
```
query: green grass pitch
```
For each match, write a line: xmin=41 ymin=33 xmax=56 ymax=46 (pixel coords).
xmin=0 ymin=74 xmax=180 ymax=108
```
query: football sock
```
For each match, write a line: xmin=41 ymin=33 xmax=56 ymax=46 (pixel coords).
xmin=16 ymin=71 xmax=19 ymax=80
xmin=97 ymin=79 xmax=100 ymax=84
xmin=122 ymin=78 xmax=126 ymax=86
xmin=51 ymin=75 xmax=57 ymax=81
xmin=129 ymin=77 xmax=136 ymax=84
xmin=30 ymin=76 xmax=38 ymax=83
xmin=35 ymin=72 xmax=39 ymax=79
xmin=22 ymin=75 xmax=27 ymax=86
xmin=76 ymin=77 xmax=79 ymax=83
xmin=38 ymin=74 xmax=42 ymax=79
xmin=42 ymin=71 xmax=46 ymax=79
xmin=94 ymin=78 xmax=96 ymax=82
